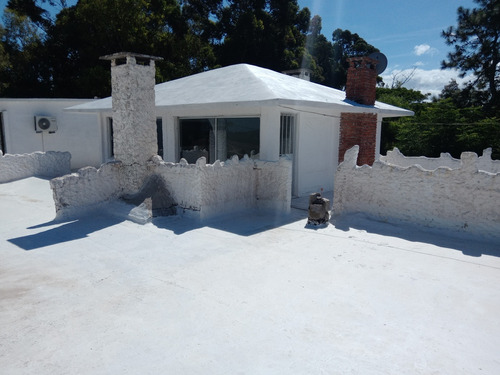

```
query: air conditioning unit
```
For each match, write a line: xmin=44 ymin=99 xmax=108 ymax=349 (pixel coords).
xmin=35 ymin=116 xmax=58 ymax=133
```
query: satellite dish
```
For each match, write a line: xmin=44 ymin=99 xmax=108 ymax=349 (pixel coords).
xmin=368 ymin=52 xmax=388 ymax=74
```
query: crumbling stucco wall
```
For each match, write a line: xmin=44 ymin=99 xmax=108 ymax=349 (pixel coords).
xmin=50 ymin=162 xmax=123 ymax=217
xmin=51 ymin=156 xmax=292 ymax=220
xmin=334 ymin=146 xmax=500 ymax=238
xmin=0 ymin=151 xmax=71 ymax=183
xmin=152 ymin=155 xmax=291 ymax=219
xmin=381 ymin=147 xmax=499 ymax=173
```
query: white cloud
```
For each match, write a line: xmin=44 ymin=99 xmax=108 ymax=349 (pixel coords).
xmin=413 ymin=44 xmax=438 ymax=56
xmin=381 ymin=68 xmax=474 ymax=98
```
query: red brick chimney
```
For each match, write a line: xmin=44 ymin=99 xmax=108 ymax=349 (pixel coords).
xmin=345 ymin=56 xmax=378 ymax=105
xmin=339 ymin=56 xmax=379 ymax=166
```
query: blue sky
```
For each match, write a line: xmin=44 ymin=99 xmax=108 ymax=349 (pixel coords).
xmin=298 ymin=0 xmax=477 ymax=96
xmin=1 ymin=0 xmax=478 ymax=96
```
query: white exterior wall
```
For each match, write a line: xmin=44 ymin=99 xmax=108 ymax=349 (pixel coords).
xmin=51 ymin=156 xmax=292 ymax=220
xmin=0 ymin=151 xmax=71 ymax=183
xmin=159 ymin=104 xmax=341 ymax=197
xmin=334 ymin=146 xmax=500 ymax=238
xmin=295 ymin=111 xmax=340 ymax=196
xmin=259 ymin=106 xmax=281 ymax=161
xmin=0 ymin=99 xmax=101 ymax=169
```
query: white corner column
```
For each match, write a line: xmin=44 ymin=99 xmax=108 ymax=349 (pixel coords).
xmin=163 ymin=114 xmax=177 ymax=162
xmin=259 ymin=106 xmax=281 ymax=161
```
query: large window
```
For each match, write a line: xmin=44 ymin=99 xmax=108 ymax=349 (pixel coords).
xmin=179 ymin=117 xmax=260 ymax=163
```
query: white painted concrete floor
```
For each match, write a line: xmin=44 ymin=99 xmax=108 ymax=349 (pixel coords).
xmin=1 ymin=178 xmax=500 ymax=375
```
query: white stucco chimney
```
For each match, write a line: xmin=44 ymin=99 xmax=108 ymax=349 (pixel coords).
xmin=100 ymin=52 xmax=163 ymax=167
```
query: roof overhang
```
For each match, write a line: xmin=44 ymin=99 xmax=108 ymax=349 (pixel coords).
xmin=66 ymin=97 xmax=413 ymax=118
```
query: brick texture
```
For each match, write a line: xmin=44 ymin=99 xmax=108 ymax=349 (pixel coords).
xmin=345 ymin=56 xmax=378 ymax=106
xmin=339 ymin=113 xmax=377 ymax=166
xmin=339 ymin=55 xmax=379 ymax=166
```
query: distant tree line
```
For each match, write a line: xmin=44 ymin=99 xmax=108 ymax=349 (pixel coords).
xmin=0 ymin=0 xmax=378 ymax=98
xmin=1 ymin=0 xmax=498 ymax=158
xmin=378 ymin=0 xmax=499 ymax=159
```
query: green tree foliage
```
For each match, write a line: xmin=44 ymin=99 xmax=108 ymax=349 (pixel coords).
xmin=376 ymin=87 xmax=428 ymax=154
xmin=0 ymin=8 xmax=50 ymax=97
xmin=303 ymin=15 xmax=333 ymax=85
xmin=46 ymin=0 xmax=194 ymax=97
xmin=0 ymin=25 xmax=12 ymax=94
xmin=5 ymin=0 xmax=63 ymax=30
xmin=216 ymin=0 xmax=310 ymax=72
xmin=378 ymin=86 xmax=500 ymax=159
xmin=442 ymin=0 xmax=500 ymax=113
xmin=331 ymin=28 xmax=378 ymax=89
xmin=377 ymin=0 xmax=500 ymax=159
xmin=2 ymin=0 xmax=218 ymax=97
xmin=439 ymin=78 xmax=488 ymax=108
xmin=0 ymin=0 xmax=380 ymax=97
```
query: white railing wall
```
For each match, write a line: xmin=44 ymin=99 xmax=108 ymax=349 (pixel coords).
xmin=0 ymin=151 xmax=71 ymax=183
xmin=381 ymin=147 xmax=500 ymax=173
xmin=51 ymin=155 xmax=292 ymax=220
xmin=334 ymin=146 xmax=500 ymax=238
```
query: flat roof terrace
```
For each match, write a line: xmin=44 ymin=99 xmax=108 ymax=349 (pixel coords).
xmin=1 ymin=177 xmax=499 ymax=374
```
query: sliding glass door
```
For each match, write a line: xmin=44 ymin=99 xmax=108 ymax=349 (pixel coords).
xmin=179 ymin=117 xmax=260 ymax=163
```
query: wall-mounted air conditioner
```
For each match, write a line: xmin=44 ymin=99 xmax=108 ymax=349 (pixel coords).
xmin=35 ymin=116 xmax=58 ymax=133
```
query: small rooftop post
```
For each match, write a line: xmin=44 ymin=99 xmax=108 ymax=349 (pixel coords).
xmin=100 ymin=52 xmax=163 ymax=170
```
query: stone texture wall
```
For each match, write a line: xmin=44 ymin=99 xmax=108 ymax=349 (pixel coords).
xmin=0 ymin=151 xmax=71 ymax=183
xmin=333 ymin=146 xmax=500 ymax=238
xmin=50 ymin=162 xmax=123 ymax=217
xmin=338 ymin=113 xmax=377 ymax=166
xmin=151 ymin=155 xmax=292 ymax=219
xmin=51 ymin=156 xmax=292 ymax=220
xmin=381 ymin=147 xmax=500 ymax=173
xmin=111 ymin=57 xmax=157 ymax=168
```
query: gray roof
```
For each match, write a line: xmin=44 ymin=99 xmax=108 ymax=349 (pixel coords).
xmin=67 ymin=64 xmax=413 ymax=117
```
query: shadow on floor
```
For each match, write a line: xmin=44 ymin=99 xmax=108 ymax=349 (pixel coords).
xmin=8 ymin=202 xmax=307 ymax=251
xmin=152 ymin=208 xmax=305 ymax=236
xmin=331 ymin=213 xmax=500 ymax=258
xmin=8 ymin=213 xmax=125 ymax=251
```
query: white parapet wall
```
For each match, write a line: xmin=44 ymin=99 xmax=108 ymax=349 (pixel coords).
xmin=152 ymin=155 xmax=291 ymax=219
xmin=50 ymin=162 xmax=123 ymax=217
xmin=51 ymin=155 xmax=292 ymax=220
xmin=381 ymin=147 xmax=500 ymax=173
xmin=334 ymin=146 xmax=500 ymax=238
xmin=0 ymin=150 xmax=71 ymax=183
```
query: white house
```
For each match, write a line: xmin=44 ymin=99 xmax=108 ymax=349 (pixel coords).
xmin=67 ymin=61 xmax=412 ymax=197
xmin=0 ymin=99 xmax=101 ymax=170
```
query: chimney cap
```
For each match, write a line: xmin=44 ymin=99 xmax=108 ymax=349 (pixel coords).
xmin=100 ymin=52 xmax=163 ymax=62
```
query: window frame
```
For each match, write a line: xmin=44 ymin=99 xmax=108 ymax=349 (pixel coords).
xmin=178 ymin=116 xmax=260 ymax=163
